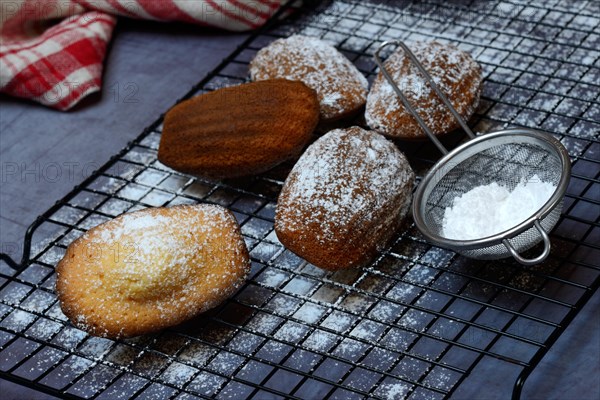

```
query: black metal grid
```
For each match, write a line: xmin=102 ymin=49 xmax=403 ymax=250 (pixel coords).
xmin=1 ymin=1 xmax=598 ymax=399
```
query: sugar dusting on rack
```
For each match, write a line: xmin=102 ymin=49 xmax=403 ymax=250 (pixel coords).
xmin=442 ymin=175 xmax=557 ymax=240
xmin=0 ymin=1 xmax=598 ymax=399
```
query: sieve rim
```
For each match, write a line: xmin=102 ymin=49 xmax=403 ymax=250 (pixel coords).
xmin=412 ymin=128 xmax=571 ymax=251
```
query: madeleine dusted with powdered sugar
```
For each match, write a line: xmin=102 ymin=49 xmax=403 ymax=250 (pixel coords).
xmin=56 ymin=204 xmax=250 ymax=339
xmin=366 ymin=41 xmax=482 ymax=139
xmin=275 ymin=127 xmax=415 ymax=271
xmin=250 ymin=35 xmax=369 ymax=122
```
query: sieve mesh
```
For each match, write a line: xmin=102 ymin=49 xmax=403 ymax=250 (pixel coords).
xmin=423 ymin=139 xmax=564 ymax=259
xmin=460 ymin=205 xmax=563 ymax=259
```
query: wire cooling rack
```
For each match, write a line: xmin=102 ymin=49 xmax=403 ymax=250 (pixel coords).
xmin=1 ymin=1 xmax=599 ymax=399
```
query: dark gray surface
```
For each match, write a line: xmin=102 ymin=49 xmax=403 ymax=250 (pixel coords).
xmin=0 ymin=19 xmax=249 ymax=263
xmin=0 ymin=16 xmax=598 ymax=400
xmin=0 ymin=19 xmax=248 ymax=400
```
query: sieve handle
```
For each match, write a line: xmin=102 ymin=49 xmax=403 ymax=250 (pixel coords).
xmin=373 ymin=40 xmax=477 ymax=156
xmin=502 ymin=220 xmax=551 ymax=266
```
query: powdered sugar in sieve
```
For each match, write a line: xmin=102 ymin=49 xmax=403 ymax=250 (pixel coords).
xmin=373 ymin=40 xmax=571 ymax=265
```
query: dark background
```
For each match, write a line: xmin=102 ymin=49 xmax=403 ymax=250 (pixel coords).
xmin=1 ymin=15 xmax=599 ymax=400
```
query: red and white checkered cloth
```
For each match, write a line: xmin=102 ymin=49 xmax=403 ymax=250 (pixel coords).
xmin=0 ymin=0 xmax=284 ymax=110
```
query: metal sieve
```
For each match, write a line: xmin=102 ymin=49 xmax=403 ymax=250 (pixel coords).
xmin=374 ymin=40 xmax=571 ymax=265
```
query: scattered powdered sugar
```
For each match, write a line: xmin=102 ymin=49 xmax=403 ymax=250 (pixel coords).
xmin=257 ymin=268 xmax=289 ymax=288
xmin=442 ymin=175 xmax=556 ymax=239
xmin=293 ymin=302 xmax=327 ymax=324
xmin=303 ymin=329 xmax=337 ymax=351
xmin=160 ymin=362 xmax=198 ymax=387
xmin=97 ymin=213 xmax=169 ymax=244
xmin=275 ymin=321 xmax=308 ymax=343
xmin=249 ymin=35 xmax=368 ymax=120
xmin=375 ymin=381 xmax=411 ymax=399
xmin=321 ymin=311 xmax=355 ymax=332
xmin=3 ymin=309 xmax=36 ymax=331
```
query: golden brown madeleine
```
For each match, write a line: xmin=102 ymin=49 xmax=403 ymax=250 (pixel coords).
xmin=56 ymin=204 xmax=249 ymax=339
xmin=366 ymin=41 xmax=482 ymax=139
xmin=158 ymin=79 xmax=319 ymax=179
xmin=249 ymin=35 xmax=369 ymax=122
xmin=275 ymin=126 xmax=415 ymax=271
